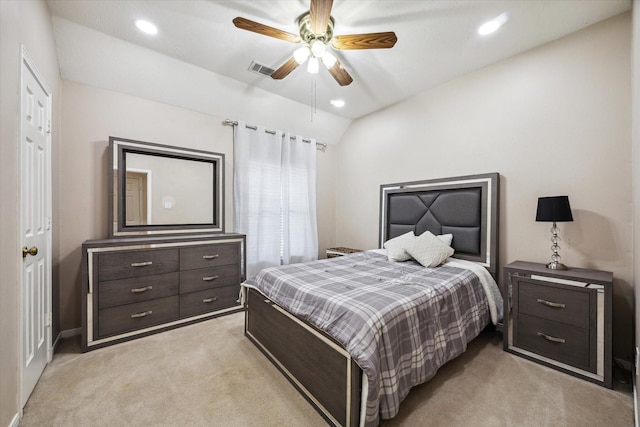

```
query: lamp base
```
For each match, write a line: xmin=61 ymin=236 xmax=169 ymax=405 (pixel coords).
xmin=546 ymin=261 xmax=568 ymax=270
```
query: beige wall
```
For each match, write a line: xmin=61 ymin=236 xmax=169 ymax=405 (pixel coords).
xmin=317 ymin=145 xmax=338 ymax=259
xmin=0 ymin=0 xmax=61 ymax=425
xmin=58 ymin=80 xmax=337 ymax=331
xmin=336 ymin=14 xmax=633 ymax=361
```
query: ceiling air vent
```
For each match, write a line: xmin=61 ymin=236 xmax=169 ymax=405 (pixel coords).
xmin=249 ymin=61 xmax=275 ymax=77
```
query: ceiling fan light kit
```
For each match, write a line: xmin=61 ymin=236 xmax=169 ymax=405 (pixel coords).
xmin=321 ymin=51 xmax=337 ymax=68
xmin=294 ymin=46 xmax=311 ymax=64
xmin=232 ymin=0 xmax=397 ymax=86
xmin=307 ymin=57 xmax=320 ymax=74
xmin=310 ymin=39 xmax=326 ymax=57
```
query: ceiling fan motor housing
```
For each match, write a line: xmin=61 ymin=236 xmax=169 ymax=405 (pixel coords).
xmin=298 ymin=12 xmax=334 ymax=45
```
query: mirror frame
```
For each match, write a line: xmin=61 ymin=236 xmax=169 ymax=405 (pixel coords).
xmin=108 ymin=136 xmax=225 ymax=238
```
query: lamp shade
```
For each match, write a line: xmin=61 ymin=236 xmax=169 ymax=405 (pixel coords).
xmin=536 ymin=196 xmax=573 ymax=222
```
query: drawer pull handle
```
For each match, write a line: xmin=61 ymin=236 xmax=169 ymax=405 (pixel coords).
xmin=131 ymin=261 xmax=153 ymax=267
xmin=203 ymin=297 xmax=218 ymax=303
xmin=536 ymin=299 xmax=565 ymax=309
xmin=537 ymin=332 xmax=566 ymax=344
xmin=130 ymin=286 xmax=153 ymax=294
xmin=202 ymin=275 xmax=220 ymax=282
xmin=202 ymin=254 xmax=219 ymax=260
xmin=131 ymin=310 xmax=153 ymax=319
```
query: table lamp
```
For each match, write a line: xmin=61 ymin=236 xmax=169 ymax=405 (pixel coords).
xmin=536 ymin=196 xmax=573 ymax=270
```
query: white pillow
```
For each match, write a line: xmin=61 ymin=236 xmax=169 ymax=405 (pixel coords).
xmin=404 ymin=231 xmax=454 ymax=268
xmin=438 ymin=233 xmax=453 ymax=247
xmin=383 ymin=231 xmax=415 ymax=262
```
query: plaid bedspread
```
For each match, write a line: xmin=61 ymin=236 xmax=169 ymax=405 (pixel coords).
xmin=244 ymin=251 xmax=496 ymax=426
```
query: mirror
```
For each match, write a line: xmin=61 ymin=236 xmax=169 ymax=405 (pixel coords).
xmin=108 ymin=137 xmax=224 ymax=237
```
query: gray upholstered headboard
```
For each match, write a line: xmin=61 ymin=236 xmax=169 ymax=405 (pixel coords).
xmin=379 ymin=173 xmax=499 ymax=276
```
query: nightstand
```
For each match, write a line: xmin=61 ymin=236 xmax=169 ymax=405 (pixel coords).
xmin=325 ymin=247 xmax=363 ymax=258
xmin=503 ymin=261 xmax=613 ymax=388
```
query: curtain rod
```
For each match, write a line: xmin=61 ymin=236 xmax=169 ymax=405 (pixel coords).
xmin=223 ymin=119 xmax=327 ymax=149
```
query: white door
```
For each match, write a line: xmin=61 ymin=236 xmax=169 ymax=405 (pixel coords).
xmin=20 ymin=49 xmax=52 ymax=407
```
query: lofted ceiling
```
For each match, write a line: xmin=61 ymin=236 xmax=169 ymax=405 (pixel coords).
xmin=46 ymin=0 xmax=631 ymax=124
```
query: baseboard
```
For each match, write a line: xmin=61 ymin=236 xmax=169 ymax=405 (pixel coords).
xmin=61 ymin=327 xmax=81 ymax=339
xmin=52 ymin=327 xmax=81 ymax=351
xmin=634 ymin=371 xmax=638 ymax=427
xmin=8 ymin=412 xmax=20 ymax=427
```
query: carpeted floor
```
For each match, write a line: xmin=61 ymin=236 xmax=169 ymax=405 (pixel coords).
xmin=21 ymin=312 xmax=633 ymax=426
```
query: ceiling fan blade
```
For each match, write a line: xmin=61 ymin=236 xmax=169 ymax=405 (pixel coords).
xmin=271 ymin=57 xmax=300 ymax=80
xmin=310 ymin=0 xmax=333 ymax=35
xmin=327 ymin=59 xmax=353 ymax=86
xmin=233 ymin=17 xmax=301 ymax=43
xmin=332 ymin=32 xmax=398 ymax=50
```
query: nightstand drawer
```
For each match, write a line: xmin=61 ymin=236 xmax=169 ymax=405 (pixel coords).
xmin=516 ymin=314 xmax=591 ymax=371
xmin=518 ymin=279 xmax=590 ymax=328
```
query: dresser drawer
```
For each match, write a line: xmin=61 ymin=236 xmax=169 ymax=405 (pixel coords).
xmin=98 ymin=296 xmax=179 ymax=338
xmin=98 ymin=272 xmax=179 ymax=309
xmin=518 ymin=279 xmax=591 ymax=328
xmin=179 ymin=285 xmax=239 ymax=318
xmin=98 ymin=248 xmax=179 ymax=281
xmin=179 ymin=264 xmax=240 ymax=294
xmin=516 ymin=313 xmax=592 ymax=371
xmin=180 ymin=243 xmax=239 ymax=271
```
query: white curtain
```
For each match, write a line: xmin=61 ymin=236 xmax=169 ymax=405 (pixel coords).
xmin=233 ymin=121 xmax=283 ymax=277
xmin=282 ymin=131 xmax=318 ymax=265
xmin=234 ymin=121 xmax=318 ymax=278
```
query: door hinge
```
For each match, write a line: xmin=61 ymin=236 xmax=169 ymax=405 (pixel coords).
xmin=47 ymin=217 xmax=52 ymax=230
xmin=46 ymin=312 xmax=52 ymax=327
xmin=47 ymin=120 xmax=51 ymax=134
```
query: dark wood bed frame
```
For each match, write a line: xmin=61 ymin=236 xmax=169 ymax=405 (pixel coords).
xmin=245 ymin=173 xmax=499 ymax=426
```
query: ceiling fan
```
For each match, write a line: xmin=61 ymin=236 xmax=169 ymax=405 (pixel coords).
xmin=232 ymin=0 xmax=397 ymax=86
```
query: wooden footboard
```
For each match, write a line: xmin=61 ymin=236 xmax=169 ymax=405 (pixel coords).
xmin=245 ymin=288 xmax=361 ymax=427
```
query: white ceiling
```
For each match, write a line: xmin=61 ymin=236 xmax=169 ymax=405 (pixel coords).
xmin=46 ymin=0 xmax=631 ymax=123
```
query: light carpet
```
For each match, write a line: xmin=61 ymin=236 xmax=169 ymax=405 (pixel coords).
xmin=21 ymin=312 xmax=633 ymax=426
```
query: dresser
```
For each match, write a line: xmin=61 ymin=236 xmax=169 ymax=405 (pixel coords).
xmin=82 ymin=233 xmax=245 ymax=352
xmin=503 ymin=261 xmax=613 ymax=388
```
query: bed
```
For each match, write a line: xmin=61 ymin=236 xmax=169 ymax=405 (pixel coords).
xmin=242 ymin=173 xmax=500 ymax=427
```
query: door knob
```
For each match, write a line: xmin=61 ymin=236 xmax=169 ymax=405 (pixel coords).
xmin=22 ymin=246 xmax=38 ymax=258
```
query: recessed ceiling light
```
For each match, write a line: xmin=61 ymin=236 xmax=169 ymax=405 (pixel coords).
xmin=135 ymin=19 xmax=158 ymax=35
xmin=478 ymin=13 xmax=508 ymax=36
xmin=330 ymin=99 xmax=345 ymax=108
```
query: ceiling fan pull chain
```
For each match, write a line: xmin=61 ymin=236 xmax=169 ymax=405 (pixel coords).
xmin=314 ymin=77 xmax=317 ymax=117
xmin=309 ymin=75 xmax=315 ymax=123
